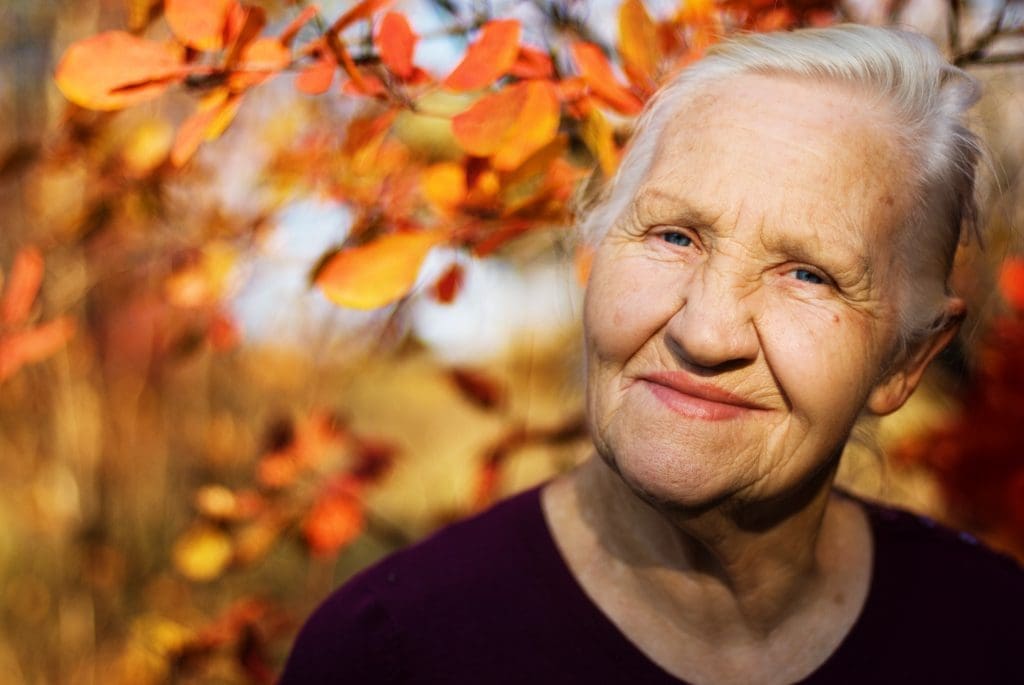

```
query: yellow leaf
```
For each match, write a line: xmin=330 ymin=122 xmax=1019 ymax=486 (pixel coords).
xmin=581 ymin=108 xmax=619 ymax=177
xmin=172 ymin=524 xmax=232 ymax=581
xmin=618 ymin=0 xmax=660 ymax=93
xmin=421 ymin=162 xmax=466 ymax=212
xmin=316 ymin=231 xmax=446 ymax=309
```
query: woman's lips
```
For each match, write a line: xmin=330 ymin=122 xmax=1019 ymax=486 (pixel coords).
xmin=639 ymin=372 xmax=764 ymax=421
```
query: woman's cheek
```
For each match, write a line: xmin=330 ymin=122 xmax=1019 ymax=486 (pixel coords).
xmin=585 ymin=254 xmax=684 ymax=361
xmin=759 ymin=302 xmax=872 ymax=409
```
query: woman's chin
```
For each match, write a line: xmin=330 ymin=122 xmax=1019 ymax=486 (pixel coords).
xmin=601 ymin=446 xmax=736 ymax=514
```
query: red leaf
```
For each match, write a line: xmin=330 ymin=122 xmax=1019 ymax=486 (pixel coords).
xmin=165 ymin=0 xmax=234 ymax=51
xmin=375 ymin=11 xmax=417 ymax=80
xmin=510 ymin=46 xmax=554 ymax=80
xmin=443 ymin=19 xmax=521 ymax=91
xmin=432 ymin=263 xmax=465 ymax=304
xmin=1 ymin=246 xmax=44 ymax=327
xmin=570 ymin=41 xmax=644 ymax=115
xmin=54 ymin=31 xmax=189 ymax=111
xmin=303 ymin=487 xmax=364 ymax=556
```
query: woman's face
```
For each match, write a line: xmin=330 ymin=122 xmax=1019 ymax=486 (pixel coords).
xmin=585 ymin=74 xmax=927 ymax=509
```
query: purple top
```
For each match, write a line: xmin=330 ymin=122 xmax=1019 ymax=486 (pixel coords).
xmin=280 ymin=485 xmax=1024 ymax=684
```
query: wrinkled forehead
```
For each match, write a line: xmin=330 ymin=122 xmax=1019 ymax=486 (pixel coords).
xmin=636 ymin=74 xmax=913 ymax=263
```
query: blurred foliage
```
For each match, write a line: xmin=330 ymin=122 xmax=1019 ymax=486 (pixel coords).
xmin=1 ymin=0 xmax=1023 ymax=682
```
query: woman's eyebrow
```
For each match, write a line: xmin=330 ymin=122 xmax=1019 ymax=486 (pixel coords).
xmin=631 ymin=188 xmax=717 ymax=226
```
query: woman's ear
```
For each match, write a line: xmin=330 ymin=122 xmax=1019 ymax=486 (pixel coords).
xmin=866 ymin=297 xmax=966 ymax=416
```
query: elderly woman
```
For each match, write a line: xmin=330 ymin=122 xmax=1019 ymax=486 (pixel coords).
xmin=281 ymin=25 xmax=1022 ymax=684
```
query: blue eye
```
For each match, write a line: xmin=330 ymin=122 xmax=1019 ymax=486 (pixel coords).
xmin=662 ymin=232 xmax=692 ymax=247
xmin=792 ymin=268 xmax=825 ymax=285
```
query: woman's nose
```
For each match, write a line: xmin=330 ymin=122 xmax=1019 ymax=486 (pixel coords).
xmin=665 ymin=267 xmax=759 ymax=370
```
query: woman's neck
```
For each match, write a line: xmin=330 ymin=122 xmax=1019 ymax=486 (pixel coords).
xmin=542 ymin=455 xmax=873 ymax=667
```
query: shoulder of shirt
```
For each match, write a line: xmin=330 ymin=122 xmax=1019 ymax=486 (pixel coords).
xmin=279 ymin=485 xmax=546 ymax=684
xmin=849 ymin=491 xmax=1024 ymax=598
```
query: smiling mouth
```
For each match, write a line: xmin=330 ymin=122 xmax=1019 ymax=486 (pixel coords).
xmin=638 ymin=372 xmax=765 ymax=421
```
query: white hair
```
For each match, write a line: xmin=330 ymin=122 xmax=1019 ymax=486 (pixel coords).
xmin=579 ymin=24 xmax=983 ymax=349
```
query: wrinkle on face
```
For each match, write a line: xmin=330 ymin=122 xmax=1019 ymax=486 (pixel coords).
xmin=583 ymin=73 xmax=916 ymax=508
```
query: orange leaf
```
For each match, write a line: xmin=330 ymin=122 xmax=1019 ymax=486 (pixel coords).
xmin=443 ymin=19 xmax=521 ymax=91
xmin=0 ymin=317 xmax=76 ymax=383
xmin=331 ymin=0 xmax=394 ymax=33
xmin=296 ymin=53 xmax=337 ymax=94
xmin=230 ymin=37 xmax=291 ymax=89
xmin=618 ymin=0 xmax=660 ymax=94
xmin=510 ymin=46 xmax=554 ymax=79
xmin=570 ymin=42 xmax=643 ymax=115
xmin=375 ymin=11 xmax=417 ymax=80
xmin=432 ymin=263 xmax=465 ymax=304
xmin=451 ymin=80 xmax=560 ymax=171
xmin=304 ymin=490 xmax=364 ymax=556
xmin=54 ymin=31 xmax=188 ymax=111
xmin=315 ymin=231 xmax=446 ymax=309
xmin=165 ymin=0 xmax=234 ymax=51
xmin=1 ymin=246 xmax=44 ymax=327
xmin=223 ymin=4 xmax=267 ymax=67
xmin=421 ymin=162 xmax=467 ymax=212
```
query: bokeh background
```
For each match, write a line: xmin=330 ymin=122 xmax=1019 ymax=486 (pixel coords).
xmin=1 ymin=0 xmax=1022 ymax=683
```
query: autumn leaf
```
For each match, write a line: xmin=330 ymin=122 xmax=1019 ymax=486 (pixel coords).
xmin=223 ymin=4 xmax=267 ymax=67
xmin=421 ymin=162 xmax=467 ymax=212
xmin=54 ymin=31 xmax=189 ymax=110
xmin=376 ymin=12 xmax=417 ymax=79
xmin=0 ymin=317 xmax=76 ymax=383
xmin=165 ymin=0 xmax=234 ymax=51
xmin=432 ymin=263 xmax=465 ymax=304
xmin=451 ymin=80 xmax=560 ymax=171
xmin=315 ymin=230 xmax=446 ymax=309
xmin=443 ymin=19 xmax=521 ymax=91
xmin=229 ymin=37 xmax=291 ymax=90
xmin=511 ymin=46 xmax=554 ymax=80
xmin=618 ymin=0 xmax=660 ymax=94
xmin=1 ymin=246 xmax=43 ymax=326
xmin=172 ymin=524 xmax=233 ymax=582
xmin=296 ymin=52 xmax=337 ymax=94
xmin=570 ymin=41 xmax=644 ymax=115
xmin=581 ymin=108 xmax=619 ymax=177
xmin=303 ymin=489 xmax=364 ymax=556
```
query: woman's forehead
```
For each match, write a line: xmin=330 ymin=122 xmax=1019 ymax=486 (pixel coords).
xmin=632 ymin=74 xmax=910 ymax=257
